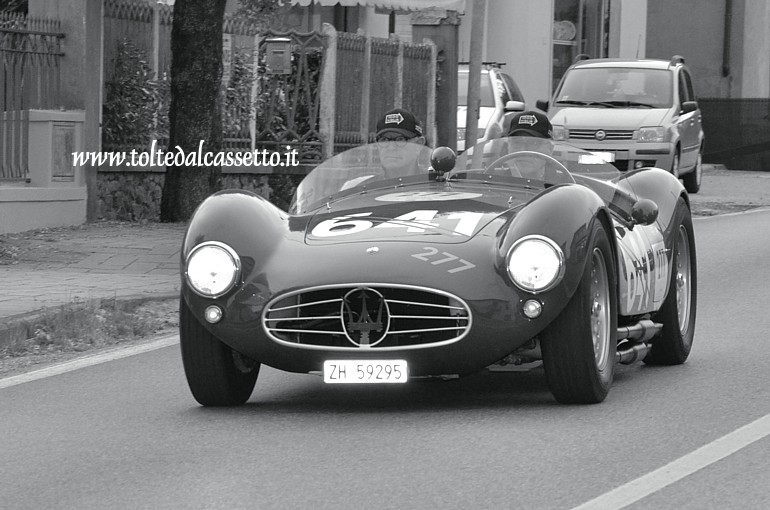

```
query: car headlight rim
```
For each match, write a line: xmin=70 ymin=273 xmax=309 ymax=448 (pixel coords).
xmin=506 ymin=235 xmax=565 ymax=294
xmin=185 ymin=241 xmax=241 ymax=298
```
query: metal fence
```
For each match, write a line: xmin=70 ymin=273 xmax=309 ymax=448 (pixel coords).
xmin=700 ymin=98 xmax=770 ymax=170
xmin=0 ymin=12 xmax=63 ymax=111
xmin=1 ymin=13 xmax=64 ymax=180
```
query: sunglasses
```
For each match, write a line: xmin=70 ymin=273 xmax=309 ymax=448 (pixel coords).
xmin=376 ymin=135 xmax=418 ymax=148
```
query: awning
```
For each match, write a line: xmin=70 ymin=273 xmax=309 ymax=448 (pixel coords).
xmin=289 ymin=0 xmax=466 ymax=13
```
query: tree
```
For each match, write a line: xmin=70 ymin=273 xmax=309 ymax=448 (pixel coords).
xmin=160 ymin=0 xmax=227 ymax=222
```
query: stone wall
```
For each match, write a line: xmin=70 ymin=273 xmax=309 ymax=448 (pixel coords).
xmin=97 ymin=172 xmax=304 ymax=221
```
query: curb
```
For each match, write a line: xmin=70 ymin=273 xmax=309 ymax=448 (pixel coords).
xmin=0 ymin=293 xmax=179 ymax=350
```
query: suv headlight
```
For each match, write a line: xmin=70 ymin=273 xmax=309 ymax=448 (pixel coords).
xmin=551 ymin=125 xmax=567 ymax=141
xmin=638 ymin=126 xmax=667 ymax=143
xmin=185 ymin=241 xmax=241 ymax=298
xmin=507 ymin=236 xmax=565 ymax=293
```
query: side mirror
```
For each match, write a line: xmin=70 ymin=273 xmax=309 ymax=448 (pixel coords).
xmin=681 ymin=101 xmax=698 ymax=114
xmin=504 ymin=100 xmax=525 ymax=112
xmin=430 ymin=146 xmax=456 ymax=177
xmin=536 ymin=99 xmax=549 ymax=112
xmin=631 ymin=198 xmax=659 ymax=226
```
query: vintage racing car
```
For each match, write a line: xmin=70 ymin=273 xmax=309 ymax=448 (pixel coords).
xmin=179 ymin=137 xmax=697 ymax=406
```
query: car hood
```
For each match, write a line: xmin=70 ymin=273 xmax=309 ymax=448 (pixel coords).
xmin=549 ymin=106 xmax=668 ymax=129
xmin=304 ymin=182 xmax=535 ymax=245
xmin=457 ymin=106 xmax=496 ymax=130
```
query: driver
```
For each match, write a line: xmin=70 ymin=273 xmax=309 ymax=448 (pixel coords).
xmin=375 ymin=108 xmax=427 ymax=178
xmin=500 ymin=110 xmax=555 ymax=178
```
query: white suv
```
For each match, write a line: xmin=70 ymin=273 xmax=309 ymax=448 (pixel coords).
xmin=537 ymin=56 xmax=704 ymax=193
xmin=457 ymin=63 xmax=525 ymax=152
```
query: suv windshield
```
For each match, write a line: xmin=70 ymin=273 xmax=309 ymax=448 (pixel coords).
xmin=555 ymin=67 xmax=673 ymax=108
xmin=457 ymin=71 xmax=495 ymax=107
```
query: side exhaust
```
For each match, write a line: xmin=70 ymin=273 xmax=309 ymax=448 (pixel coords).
xmin=615 ymin=319 xmax=663 ymax=364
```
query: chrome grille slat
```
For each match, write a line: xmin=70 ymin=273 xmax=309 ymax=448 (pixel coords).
xmin=262 ymin=284 xmax=472 ymax=351
xmin=268 ymin=298 xmax=343 ymax=312
xmin=569 ymin=129 xmax=634 ymax=140
xmin=264 ymin=315 xmax=341 ymax=322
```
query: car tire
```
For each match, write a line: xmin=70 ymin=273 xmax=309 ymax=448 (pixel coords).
xmin=180 ymin=299 xmax=260 ymax=406
xmin=541 ymin=221 xmax=617 ymax=404
xmin=645 ymin=199 xmax=697 ymax=365
xmin=682 ymin=150 xmax=702 ymax=194
xmin=671 ymin=149 xmax=680 ymax=178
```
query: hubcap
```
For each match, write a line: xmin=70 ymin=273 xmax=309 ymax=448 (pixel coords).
xmin=675 ymin=225 xmax=692 ymax=340
xmin=590 ymin=248 xmax=611 ymax=369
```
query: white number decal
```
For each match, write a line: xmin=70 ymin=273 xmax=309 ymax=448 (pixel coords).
xmin=312 ymin=210 xmax=485 ymax=238
xmin=411 ymin=247 xmax=476 ymax=273
xmin=447 ymin=212 xmax=484 ymax=237
xmin=311 ymin=212 xmax=374 ymax=237
xmin=375 ymin=210 xmax=440 ymax=233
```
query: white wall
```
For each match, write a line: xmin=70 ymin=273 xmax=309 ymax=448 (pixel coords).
xmin=741 ymin=0 xmax=770 ymax=97
xmin=615 ymin=0 xmax=647 ymax=59
xmin=460 ymin=0 xmax=554 ymax=106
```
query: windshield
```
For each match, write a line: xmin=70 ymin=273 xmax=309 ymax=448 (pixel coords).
xmin=555 ymin=67 xmax=673 ymax=108
xmin=453 ymin=137 xmax=621 ymax=186
xmin=457 ymin=71 xmax=495 ymax=107
xmin=290 ymin=142 xmax=433 ymax=214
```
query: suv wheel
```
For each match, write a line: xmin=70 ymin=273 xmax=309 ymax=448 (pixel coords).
xmin=682 ymin=149 xmax=702 ymax=194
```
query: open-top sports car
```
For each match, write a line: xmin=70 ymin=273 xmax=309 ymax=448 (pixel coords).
xmin=179 ymin=136 xmax=697 ymax=406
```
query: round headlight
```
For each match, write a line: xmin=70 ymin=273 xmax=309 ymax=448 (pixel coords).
xmin=507 ymin=236 xmax=565 ymax=293
xmin=185 ymin=242 xmax=241 ymax=298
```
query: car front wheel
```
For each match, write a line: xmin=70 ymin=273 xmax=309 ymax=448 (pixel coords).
xmin=180 ymin=299 xmax=260 ymax=406
xmin=682 ymin=150 xmax=702 ymax=194
xmin=541 ymin=221 xmax=617 ymax=404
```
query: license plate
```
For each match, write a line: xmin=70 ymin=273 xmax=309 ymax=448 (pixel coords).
xmin=323 ymin=360 xmax=408 ymax=384
xmin=590 ymin=151 xmax=615 ymax=163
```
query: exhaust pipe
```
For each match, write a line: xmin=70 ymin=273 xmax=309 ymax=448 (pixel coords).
xmin=617 ymin=319 xmax=662 ymax=342
xmin=616 ymin=341 xmax=650 ymax=364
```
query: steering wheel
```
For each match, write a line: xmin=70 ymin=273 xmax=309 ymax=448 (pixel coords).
xmin=486 ymin=151 xmax=566 ymax=183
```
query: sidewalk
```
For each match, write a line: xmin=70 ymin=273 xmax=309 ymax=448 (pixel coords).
xmin=1 ymin=222 xmax=186 ymax=347
xmin=1 ymin=164 xmax=769 ymax=348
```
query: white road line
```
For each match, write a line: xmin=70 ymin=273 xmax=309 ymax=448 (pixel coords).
xmin=571 ymin=413 xmax=770 ymax=510
xmin=693 ymin=206 xmax=770 ymax=220
xmin=0 ymin=334 xmax=179 ymax=390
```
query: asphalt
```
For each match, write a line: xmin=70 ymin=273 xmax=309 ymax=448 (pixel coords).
xmin=1 ymin=163 xmax=768 ymax=348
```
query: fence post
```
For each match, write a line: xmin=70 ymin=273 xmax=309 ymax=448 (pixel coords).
xmin=250 ymin=33 xmax=261 ymax=152
xmin=152 ymin=1 xmax=160 ymax=79
xmin=359 ymin=30 xmax=371 ymax=145
xmin=319 ymin=23 xmax=337 ymax=159
xmin=425 ymin=38 xmax=437 ymax=147
xmin=395 ymin=37 xmax=404 ymax=108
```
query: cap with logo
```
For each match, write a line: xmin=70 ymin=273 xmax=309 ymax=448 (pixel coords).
xmin=376 ymin=108 xmax=424 ymax=138
xmin=507 ymin=110 xmax=553 ymax=138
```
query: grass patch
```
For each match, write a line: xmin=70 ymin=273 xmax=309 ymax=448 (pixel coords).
xmin=1 ymin=298 xmax=178 ymax=358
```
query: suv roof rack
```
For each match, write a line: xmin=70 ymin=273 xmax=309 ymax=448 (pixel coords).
xmin=458 ymin=61 xmax=506 ymax=68
xmin=574 ymin=53 xmax=591 ymax=64
xmin=669 ymin=55 xmax=685 ymax=67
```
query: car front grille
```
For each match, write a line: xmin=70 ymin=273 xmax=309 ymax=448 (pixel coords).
xmin=263 ymin=284 xmax=471 ymax=351
xmin=569 ymin=129 xmax=635 ymax=140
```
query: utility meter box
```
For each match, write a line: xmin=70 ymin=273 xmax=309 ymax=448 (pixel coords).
xmin=265 ymin=38 xmax=292 ymax=75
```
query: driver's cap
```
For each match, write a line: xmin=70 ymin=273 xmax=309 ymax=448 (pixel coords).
xmin=508 ymin=111 xmax=553 ymax=138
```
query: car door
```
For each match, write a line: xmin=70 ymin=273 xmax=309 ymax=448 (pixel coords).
xmin=676 ymin=69 xmax=700 ymax=170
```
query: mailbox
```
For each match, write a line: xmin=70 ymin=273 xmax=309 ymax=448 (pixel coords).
xmin=265 ymin=37 xmax=292 ymax=75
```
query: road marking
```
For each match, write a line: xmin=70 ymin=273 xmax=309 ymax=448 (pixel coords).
xmin=693 ymin=206 xmax=770 ymax=220
xmin=0 ymin=334 xmax=179 ymax=390
xmin=571 ymin=413 xmax=770 ymax=510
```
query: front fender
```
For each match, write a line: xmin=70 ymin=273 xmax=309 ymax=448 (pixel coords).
xmin=495 ymin=184 xmax=610 ymax=316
